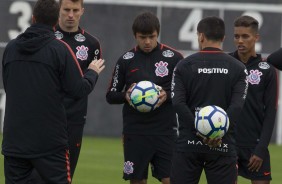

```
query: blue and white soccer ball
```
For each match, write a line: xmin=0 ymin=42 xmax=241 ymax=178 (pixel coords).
xmin=129 ymin=81 xmax=160 ymax=113
xmin=195 ymin=105 xmax=229 ymax=139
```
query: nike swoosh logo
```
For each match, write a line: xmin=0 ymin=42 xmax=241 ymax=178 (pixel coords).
xmin=264 ymin=172 xmax=271 ymax=176
xmin=130 ymin=68 xmax=139 ymax=73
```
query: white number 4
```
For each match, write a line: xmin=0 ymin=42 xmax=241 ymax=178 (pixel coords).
xmin=179 ymin=9 xmax=203 ymax=50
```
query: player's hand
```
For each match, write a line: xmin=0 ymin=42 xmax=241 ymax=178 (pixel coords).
xmin=196 ymin=132 xmax=222 ymax=148
xmin=88 ymin=59 xmax=105 ymax=74
xmin=125 ymin=83 xmax=136 ymax=105
xmin=155 ymin=85 xmax=167 ymax=108
xmin=248 ymin=154 xmax=263 ymax=172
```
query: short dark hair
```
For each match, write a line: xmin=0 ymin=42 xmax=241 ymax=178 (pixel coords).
xmin=234 ymin=15 xmax=259 ymax=33
xmin=197 ymin=16 xmax=225 ymax=41
xmin=33 ymin=0 xmax=59 ymax=26
xmin=59 ymin=0 xmax=84 ymax=7
xmin=132 ymin=12 xmax=160 ymax=36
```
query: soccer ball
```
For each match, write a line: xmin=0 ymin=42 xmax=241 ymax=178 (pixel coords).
xmin=195 ymin=105 xmax=229 ymax=139
xmin=129 ymin=81 xmax=160 ymax=112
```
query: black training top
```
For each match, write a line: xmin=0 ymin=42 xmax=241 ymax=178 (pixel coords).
xmin=230 ymin=51 xmax=277 ymax=159
xmin=106 ymin=43 xmax=183 ymax=135
xmin=172 ymin=47 xmax=248 ymax=156
xmin=55 ymin=26 xmax=101 ymax=124
xmin=2 ymin=23 xmax=98 ymax=158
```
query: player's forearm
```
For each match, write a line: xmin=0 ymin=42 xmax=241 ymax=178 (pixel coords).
xmin=106 ymin=91 xmax=127 ymax=104
xmin=173 ymin=104 xmax=195 ymax=125
xmin=226 ymin=75 xmax=248 ymax=124
xmin=255 ymin=109 xmax=276 ymax=156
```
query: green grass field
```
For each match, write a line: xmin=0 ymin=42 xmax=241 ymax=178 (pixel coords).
xmin=1 ymin=135 xmax=282 ymax=184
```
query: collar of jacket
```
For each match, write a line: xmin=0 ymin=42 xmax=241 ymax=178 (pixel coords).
xmin=55 ymin=25 xmax=85 ymax=36
xmin=232 ymin=50 xmax=262 ymax=65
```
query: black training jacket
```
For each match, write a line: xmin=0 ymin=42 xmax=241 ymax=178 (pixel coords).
xmin=172 ymin=47 xmax=248 ymax=156
xmin=55 ymin=26 xmax=101 ymax=124
xmin=230 ymin=51 xmax=277 ymax=159
xmin=2 ymin=23 xmax=98 ymax=158
xmin=106 ymin=43 xmax=183 ymax=135
xmin=267 ymin=48 xmax=282 ymax=71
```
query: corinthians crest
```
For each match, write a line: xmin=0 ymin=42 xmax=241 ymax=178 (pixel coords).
xmin=124 ymin=161 xmax=134 ymax=174
xmin=155 ymin=61 xmax=168 ymax=77
xmin=76 ymin=45 xmax=89 ymax=61
xmin=247 ymin=69 xmax=262 ymax=85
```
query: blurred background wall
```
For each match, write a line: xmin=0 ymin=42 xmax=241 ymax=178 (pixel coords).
xmin=1 ymin=0 xmax=282 ymax=143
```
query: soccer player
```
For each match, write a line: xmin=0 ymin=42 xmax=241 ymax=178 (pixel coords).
xmin=1 ymin=0 xmax=105 ymax=183
xmin=106 ymin=12 xmax=183 ymax=184
xmin=170 ymin=16 xmax=248 ymax=184
xmin=229 ymin=15 xmax=277 ymax=184
xmin=54 ymin=0 xmax=102 ymax=178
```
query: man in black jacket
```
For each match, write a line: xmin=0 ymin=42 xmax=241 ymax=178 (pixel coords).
xmin=268 ymin=47 xmax=282 ymax=71
xmin=1 ymin=0 xmax=104 ymax=183
xmin=31 ymin=0 xmax=102 ymax=182
xmin=170 ymin=16 xmax=248 ymax=184
xmin=106 ymin=12 xmax=183 ymax=184
xmin=230 ymin=15 xmax=277 ymax=184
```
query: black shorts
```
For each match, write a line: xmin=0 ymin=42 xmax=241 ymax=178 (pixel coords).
xmin=237 ymin=147 xmax=271 ymax=181
xmin=170 ymin=151 xmax=237 ymax=184
xmin=123 ymin=134 xmax=175 ymax=181
xmin=4 ymin=149 xmax=71 ymax=184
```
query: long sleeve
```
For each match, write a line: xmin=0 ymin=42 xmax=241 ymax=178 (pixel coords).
xmin=171 ymin=65 xmax=195 ymax=127
xmin=106 ymin=58 xmax=127 ymax=104
xmin=60 ymin=42 xmax=99 ymax=99
xmin=226 ymin=68 xmax=248 ymax=125
xmin=254 ymin=68 xmax=278 ymax=158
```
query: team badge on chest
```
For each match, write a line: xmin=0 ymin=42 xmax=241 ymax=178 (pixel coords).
xmin=162 ymin=50 xmax=174 ymax=57
xmin=123 ymin=52 xmax=134 ymax=59
xmin=155 ymin=61 xmax=169 ymax=77
xmin=247 ymin=69 xmax=262 ymax=85
xmin=258 ymin=62 xmax=270 ymax=69
xmin=76 ymin=45 xmax=89 ymax=61
xmin=54 ymin=31 xmax=63 ymax=39
xmin=74 ymin=33 xmax=86 ymax=42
